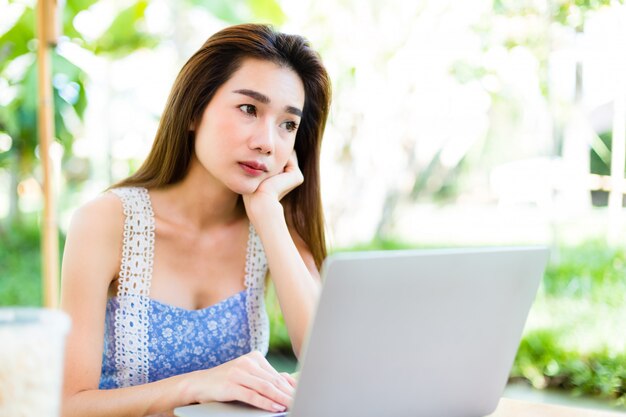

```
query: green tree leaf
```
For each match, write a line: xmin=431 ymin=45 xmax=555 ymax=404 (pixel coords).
xmin=189 ymin=0 xmax=243 ymax=23
xmin=0 ymin=8 xmax=35 ymax=74
xmin=248 ymin=0 xmax=286 ymax=25
xmin=63 ymin=0 xmax=101 ymax=40
xmin=90 ymin=0 xmax=159 ymax=57
xmin=187 ymin=0 xmax=285 ymax=25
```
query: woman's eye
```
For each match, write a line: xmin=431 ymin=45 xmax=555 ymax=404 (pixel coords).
xmin=238 ymin=104 xmax=257 ymax=116
xmin=282 ymin=121 xmax=298 ymax=132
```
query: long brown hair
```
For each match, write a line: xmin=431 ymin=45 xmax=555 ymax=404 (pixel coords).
xmin=113 ymin=24 xmax=331 ymax=268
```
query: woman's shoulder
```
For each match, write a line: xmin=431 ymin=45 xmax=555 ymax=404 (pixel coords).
xmin=63 ymin=191 xmax=127 ymax=287
xmin=68 ymin=190 xmax=125 ymax=241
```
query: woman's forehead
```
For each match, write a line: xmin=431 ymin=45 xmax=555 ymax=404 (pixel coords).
xmin=221 ymin=58 xmax=305 ymax=108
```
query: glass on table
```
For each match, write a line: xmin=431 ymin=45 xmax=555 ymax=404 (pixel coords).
xmin=0 ymin=308 xmax=71 ymax=417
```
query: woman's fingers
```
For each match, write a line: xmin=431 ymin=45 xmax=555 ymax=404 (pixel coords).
xmin=276 ymin=156 xmax=304 ymax=201
xmin=194 ymin=353 xmax=295 ymax=411
xmin=245 ymin=354 xmax=295 ymax=398
xmin=237 ymin=372 xmax=292 ymax=409
xmin=259 ymin=150 xmax=303 ymax=200
xmin=229 ymin=385 xmax=287 ymax=413
xmin=283 ymin=150 xmax=299 ymax=172
xmin=223 ymin=352 xmax=293 ymax=409
xmin=281 ymin=372 xmax=297 ymax=389
xmin=249 ymin=352 xmax=285 ymax=379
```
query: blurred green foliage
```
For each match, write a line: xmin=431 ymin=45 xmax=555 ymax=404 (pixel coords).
xmin=198 ymin=0 xmax=286 ymax=25
xmin=0 ymin=221 xmax=45 ymax=306
xmin=0 ymin=0 xmax=157 ymax=224
xmin=512 ymin=330 xmax=625 ymax=406
xmin=543 ymin=241 xmax=626 ymax=302
xmin=492 ymin=0 xmax=621 ymax=26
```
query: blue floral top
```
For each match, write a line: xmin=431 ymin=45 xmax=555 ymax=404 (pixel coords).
xmin=99 ymin=187 xmax=270 ymax=389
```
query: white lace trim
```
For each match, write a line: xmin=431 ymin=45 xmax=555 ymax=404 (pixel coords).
xmin=110 ymin=187 xmax=270 ymax=387
xmin=245 ymin=223 xmax=270 ymax=354
xmin=110 ymin=187 xmax=154 ymax=387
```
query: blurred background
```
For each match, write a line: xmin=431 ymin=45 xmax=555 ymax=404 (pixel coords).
xmin=1 ymin=0 xmax=625 ymax=411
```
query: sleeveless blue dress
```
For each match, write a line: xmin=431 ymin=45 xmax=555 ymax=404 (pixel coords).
xmin=99 ymin=187 xmax=270 ymax=389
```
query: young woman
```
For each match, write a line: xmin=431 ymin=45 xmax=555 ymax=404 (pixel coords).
xmin=60 ymin=23 xmax=331 ymax=416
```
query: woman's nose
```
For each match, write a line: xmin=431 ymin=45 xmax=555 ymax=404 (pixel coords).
xmin=249 ymin=122 xmax=275 ymax=154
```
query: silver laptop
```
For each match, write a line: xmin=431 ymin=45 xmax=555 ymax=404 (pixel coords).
xmin=175 ymin=246 xmax=549 ymax=417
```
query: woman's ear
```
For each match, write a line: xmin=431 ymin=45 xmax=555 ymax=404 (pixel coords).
xmin=189 ymin=119 xmax=196 ymax=131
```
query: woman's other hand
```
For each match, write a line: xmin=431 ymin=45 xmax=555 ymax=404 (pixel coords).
xmin=185 ymin=351 xmax=295 ymax=412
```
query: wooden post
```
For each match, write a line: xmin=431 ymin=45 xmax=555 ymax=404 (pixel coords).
xmin=36 ymin=0 xmax=59 ymax=308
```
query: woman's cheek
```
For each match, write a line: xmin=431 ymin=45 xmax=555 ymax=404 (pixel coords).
xmin=268 ymin=165 xmax=284 ymax=176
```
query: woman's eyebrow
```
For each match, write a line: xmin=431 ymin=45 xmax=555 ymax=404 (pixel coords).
xmin=233 ymin=89 xmax=302 ymax=117
xmin=234 ymin=88 xmax=269 ymax=104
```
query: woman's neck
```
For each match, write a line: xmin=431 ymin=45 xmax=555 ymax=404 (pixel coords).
xmin=150 ymin=159 xmax=245 ymax=231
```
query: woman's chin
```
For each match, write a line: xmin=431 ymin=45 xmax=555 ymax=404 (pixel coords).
xmin=228 ymin=179 xmax=261 ymax=196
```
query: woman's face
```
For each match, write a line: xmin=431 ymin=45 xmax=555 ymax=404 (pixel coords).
xmin=193 ymin=58 xmax=305 ymax=195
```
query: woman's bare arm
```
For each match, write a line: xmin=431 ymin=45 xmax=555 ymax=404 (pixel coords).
xmin=252 ymin=212 xmax=321 ymax=357
xmin=242 ymin=152 xmax=322 ymax=357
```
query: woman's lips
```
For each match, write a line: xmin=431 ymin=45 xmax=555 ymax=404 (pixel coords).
xmin=239 ymin=161 xmax=268 ymax=176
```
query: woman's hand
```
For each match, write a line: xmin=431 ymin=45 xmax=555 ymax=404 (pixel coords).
xmin=186 ymin=351 xmax=296 ymax=412
xmin=242 ymin=150 xmax=303 ymax=225
xmin=256 ymin=150 xmax=304 ymax=202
